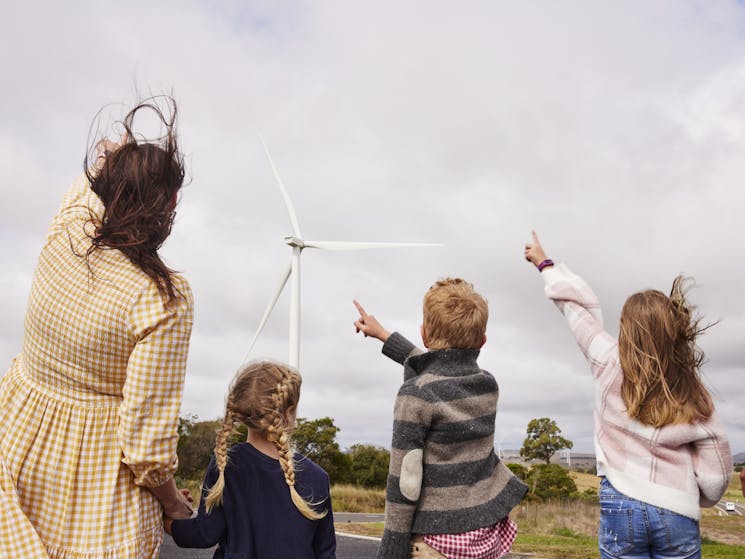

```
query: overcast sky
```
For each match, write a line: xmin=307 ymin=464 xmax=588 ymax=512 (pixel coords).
xmin=1 ymin=1 xmax=744 ymax=455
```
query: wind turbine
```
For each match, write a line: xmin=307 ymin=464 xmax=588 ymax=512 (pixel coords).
xmin=562 ymin=448 xmax=571 ymax=467
xmin=243 ymin=136 xmax=441 ymax=368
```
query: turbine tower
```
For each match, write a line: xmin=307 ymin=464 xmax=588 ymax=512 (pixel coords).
xmin=243 ymin=137 xmax=441 ymax=368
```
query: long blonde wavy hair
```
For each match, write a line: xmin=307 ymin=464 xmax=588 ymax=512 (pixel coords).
xmin=618 ymin=275 xmax=714 ymax=428
xmin=203 ymin=360 xmax=326 ymax=520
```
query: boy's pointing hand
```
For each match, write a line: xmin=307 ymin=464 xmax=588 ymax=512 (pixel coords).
xmin=353 ymin=300 xmax=391 ymax=343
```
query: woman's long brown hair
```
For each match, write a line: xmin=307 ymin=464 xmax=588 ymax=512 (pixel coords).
xmin=618 ymin=276 xmax=714 ymax=427
xmin=84 ymin=98 xmax=185 ymax=302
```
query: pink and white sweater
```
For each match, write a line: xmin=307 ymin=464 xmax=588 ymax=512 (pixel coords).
xmin=542 ymin=263 xmax=732 ymax=520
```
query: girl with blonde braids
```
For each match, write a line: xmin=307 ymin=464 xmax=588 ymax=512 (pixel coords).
xmin=524 ymin=231 xmax=732 ymax=559
xmin=166 ymin=360 xmax=336 ymax=559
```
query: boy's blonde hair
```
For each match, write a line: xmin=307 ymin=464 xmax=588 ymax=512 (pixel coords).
xmin=422 ymin=278 xmax=488 ymax=350
xmin=204 ymin=360 xmax=326 ymax=520
xmin=618 ymin=276 xmax=714 ymax=427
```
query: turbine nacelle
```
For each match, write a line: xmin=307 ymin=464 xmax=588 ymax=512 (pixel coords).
xmin=284 ymin=235 xmax=305 ymax=249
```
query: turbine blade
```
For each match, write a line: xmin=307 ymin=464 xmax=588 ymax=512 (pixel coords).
xmin=302 ymin=240 xmax=443 ymax=251
xmin=258 ymin=133 xmax=302 ymax=238
xmin=241 ymin=261 xmax=293 ymax=364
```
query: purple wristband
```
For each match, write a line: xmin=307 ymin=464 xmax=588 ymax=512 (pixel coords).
xmin=537 ymin=259 xmax=554 ymax=272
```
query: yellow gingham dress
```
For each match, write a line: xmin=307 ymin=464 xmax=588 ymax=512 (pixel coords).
xmin=0 ymin=175 xmax=194 ymax=558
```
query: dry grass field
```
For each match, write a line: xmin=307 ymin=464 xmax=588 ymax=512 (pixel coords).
xmin=330 ymin=484 xmax=386 ymax=513
xmin=568 ymin=471 xmax=599 ymax=493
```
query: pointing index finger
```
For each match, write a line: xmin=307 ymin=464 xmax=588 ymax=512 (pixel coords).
xmin=353 ymin=299 xmax=368 ymax=319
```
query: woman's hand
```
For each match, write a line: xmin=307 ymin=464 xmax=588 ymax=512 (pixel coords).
xmin=353 ymin=300 xmax=391 ymax=343
xmin=161 ymin=488 xmax=193 ymax=535
xmin=149 ymin=477 xmax=194 ymax=520
xmin=524 ymin=230 xmax=549 ymax=267
xmin=162 ymin=488 xmax=194 ymax=520
xmin=92 ymin=138 xmax=120 ymax=173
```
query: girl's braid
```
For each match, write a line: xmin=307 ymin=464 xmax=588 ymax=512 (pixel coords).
xmin=268 ymin=371 xmax=326 ymax=520
xmin=269 ymin=380 xmax=295 ymax=487
xmin=204 ymin=406 xmax=238 ymax=513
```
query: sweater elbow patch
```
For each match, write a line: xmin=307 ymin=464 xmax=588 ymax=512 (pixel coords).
xmin=399 ymin=449 xmax=423 ymax=501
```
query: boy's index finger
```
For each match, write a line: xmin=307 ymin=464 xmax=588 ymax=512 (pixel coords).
xmin=353 ymin=299 xmax=368 ymax=318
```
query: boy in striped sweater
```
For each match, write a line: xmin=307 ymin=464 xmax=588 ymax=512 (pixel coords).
xmin=354 ymin=278 xmax=528 ymax=559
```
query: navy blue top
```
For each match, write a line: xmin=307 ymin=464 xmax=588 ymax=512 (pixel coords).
xmin=171 ymin=442 xmax=336 ymax=559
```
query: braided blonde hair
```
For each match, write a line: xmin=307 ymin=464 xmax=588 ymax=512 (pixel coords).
xmin=204 ymin=361 xmax=326 ymax=520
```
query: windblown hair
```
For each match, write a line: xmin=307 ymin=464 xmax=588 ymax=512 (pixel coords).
xmin=423 ymin=278 xmax=488 ymax=349
xmin=204 ymin=360 xmax=326 ymax=520
xmin=84 ymin=98 xmax=185 ymax=303
xmin=618 ymin=275 xmax=714 ymax=427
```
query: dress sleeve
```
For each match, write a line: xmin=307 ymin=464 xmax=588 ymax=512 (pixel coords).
xmin=692 ymin=412 xmax=733 ymax=507
xmin=47 ymin=174 xmax=104 ymax=239
xmin=376 ymin=383 xmax=431 ymax=559
xmin=171 ymin=460 xmax=227 ymax=548
xmin=542 ymin=263 xmax=617 ymax=378
xmin=313 ymin=476 xmax=337 ymax=559
xmin=119 ymin=275 xmax=194 ymax=487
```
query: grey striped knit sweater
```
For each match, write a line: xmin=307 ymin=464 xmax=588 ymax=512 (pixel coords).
xmin=376 ymin=333 xmax=528 ymax=559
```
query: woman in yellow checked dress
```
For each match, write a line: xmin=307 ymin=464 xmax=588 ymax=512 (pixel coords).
xmin=0 ymin=99 xmax=195 ymax=558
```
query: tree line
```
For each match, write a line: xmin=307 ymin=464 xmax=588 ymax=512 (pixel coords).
xmin=176 ymin=414 xmax=588 ymax=500
xmin=177 ymin=415 xmax=390 ymax=488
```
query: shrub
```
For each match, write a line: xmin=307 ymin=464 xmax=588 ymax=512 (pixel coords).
xmin=347 ymin=444 xmax=390 ymax=488
xmin=506 ymin=463 xmax=528 ymax=481
xmin=526 ymin=464 xmax=578 ymax=501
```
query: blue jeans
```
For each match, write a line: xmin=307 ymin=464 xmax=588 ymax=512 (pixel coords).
xmin=598 ymin=478 xmax=701 ymax=559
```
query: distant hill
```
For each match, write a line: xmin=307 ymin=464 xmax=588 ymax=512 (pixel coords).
xmin=734 ymin=452 xmax=745 ymax=464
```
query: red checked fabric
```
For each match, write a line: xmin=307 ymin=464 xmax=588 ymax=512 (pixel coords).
xmin=421 ymin=517 xmax=518 ymax=559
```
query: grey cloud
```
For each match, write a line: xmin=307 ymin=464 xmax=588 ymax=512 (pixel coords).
xmin=2 ymin=1 xmax=744 ymax=455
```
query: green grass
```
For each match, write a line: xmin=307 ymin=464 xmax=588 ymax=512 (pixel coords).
xmin=701 ymin=538 xmax=745 ymax=559
xmin=511 ymin=533 xmax=598 ymax=559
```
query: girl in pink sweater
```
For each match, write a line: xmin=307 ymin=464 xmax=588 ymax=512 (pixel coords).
xmin=524 ymin=231 xmax=731 ymax=559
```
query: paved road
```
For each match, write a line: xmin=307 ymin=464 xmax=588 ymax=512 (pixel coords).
xmin=159 ymin=532 xmax=380 ymax=558
xmin=714 ymin=499 xmax=744 ymax=516
xmin=159 ymin=533 xmax=536 ymax=558
xmin=159 ymin=512 xmax=386 ymax=557
xmin=335 ymin=512 xmax=384 ymax=523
